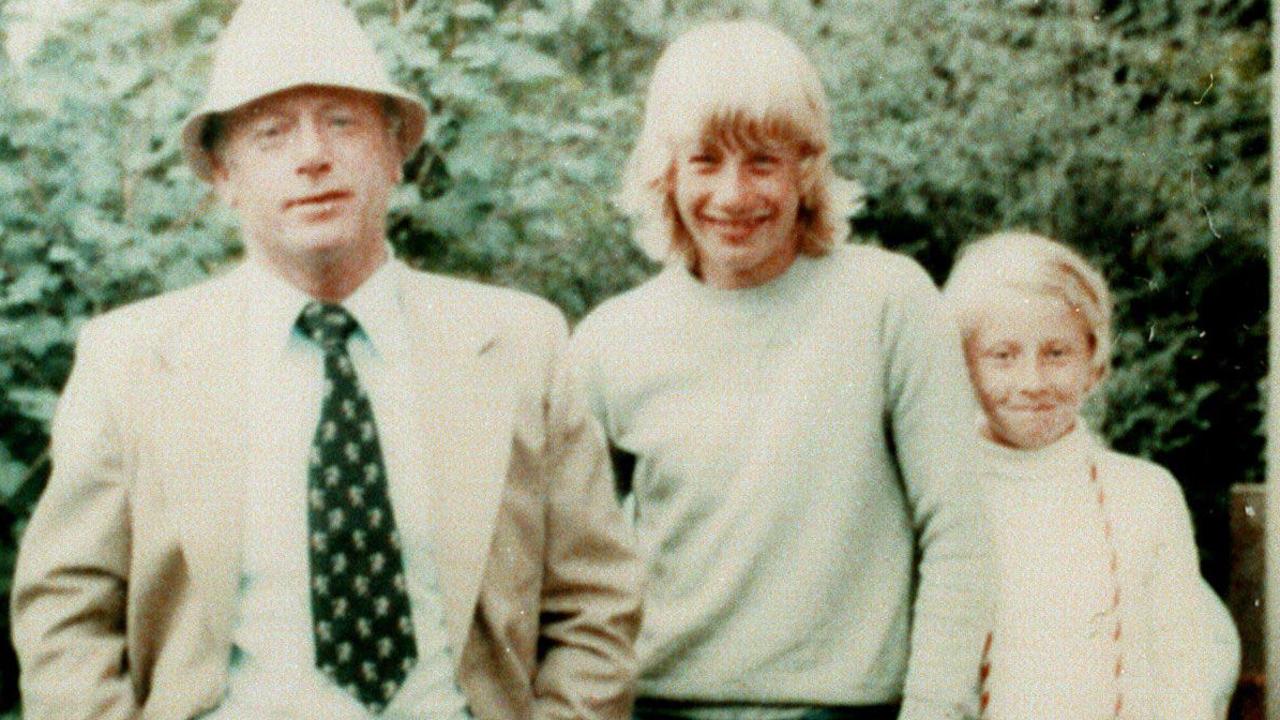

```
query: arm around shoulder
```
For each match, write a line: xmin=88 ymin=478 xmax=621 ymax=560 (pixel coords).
xmin=11 ymin=317 xmax=141 ymax=720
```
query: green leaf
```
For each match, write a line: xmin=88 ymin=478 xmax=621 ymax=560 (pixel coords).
xmin=16 ymin=315 xmax=70 ymax=355
xmin=161 ymin=257 xmax=209 ymax=291
xmin=498 ymin=10 xmax=560 ymax=38
xmin=431 ymin=68 xmax=489 ymax=102
xmin=6 ymin=265 xmax=55 ymax=304
xmin=500 ymin=44 xmax=563 ymax=84
xmin=8 ymin=387 xmax=59 ymax=424
xmin=0 ymin=446 xmax=25 ymax=501
xmin=454 ymin=2 xmax=495 ymax=22
xmin=510 ymin=176 xmax=556 ymax=213
xmin=453 ymin=42 xmax=500 ymax=70
xmin=47 ymin=244 xmax=82 ymax=266
xmin=416 ymin=188 xmax=481 ymax=237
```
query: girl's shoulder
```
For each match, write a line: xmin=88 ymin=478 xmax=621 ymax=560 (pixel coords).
xmin=1093 ymin=447 xmax=1191 ymax=517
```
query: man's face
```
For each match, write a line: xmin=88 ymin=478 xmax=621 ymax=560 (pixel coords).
xmin=671 ymin=135 xmax=802 ymax=289
xmin=212 ymin=86 xmax=401 ymax=285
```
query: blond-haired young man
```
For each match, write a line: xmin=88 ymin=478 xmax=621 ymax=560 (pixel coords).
xmin=571 ymin=20 xmax=990 ymax=720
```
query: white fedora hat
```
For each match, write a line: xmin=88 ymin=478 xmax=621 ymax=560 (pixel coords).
xmin=180 ymin=0 xmax=428 ymax=181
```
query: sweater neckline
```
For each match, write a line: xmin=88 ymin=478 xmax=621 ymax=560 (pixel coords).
xmin=664 ymin=251 xmax=827 ymax=312
xmin=978 ymin=420 xmax=1095 ymax=483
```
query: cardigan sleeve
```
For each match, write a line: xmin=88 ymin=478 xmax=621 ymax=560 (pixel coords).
xmin=1196 ymin=578 xmax=1241 ymax=719
xmin=1145 ymin=467 xmax=1217 ymax=720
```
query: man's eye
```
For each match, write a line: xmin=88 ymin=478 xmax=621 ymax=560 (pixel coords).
xmin=253 ymin=121 xmax=285 ymax=139
xmin=329 ymin=114 xmax=356 ymax=128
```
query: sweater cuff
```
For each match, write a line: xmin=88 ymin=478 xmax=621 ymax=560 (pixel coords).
xmin=897 ymin=696 xmax=972 ymax=720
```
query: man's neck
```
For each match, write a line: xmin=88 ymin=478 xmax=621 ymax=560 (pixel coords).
xmin=256 ymin=244 xmax=390 ymax=302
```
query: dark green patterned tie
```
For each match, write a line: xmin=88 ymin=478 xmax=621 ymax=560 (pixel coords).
xmin=297 ymin=301 xmax=417 ymax=713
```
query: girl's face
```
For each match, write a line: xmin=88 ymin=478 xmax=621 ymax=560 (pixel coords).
xmin=965 ymin=289 xmax=1101 ymax=450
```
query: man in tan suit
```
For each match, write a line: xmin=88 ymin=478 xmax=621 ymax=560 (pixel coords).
xmin=9 ymin=2 xmax=641 ymax=719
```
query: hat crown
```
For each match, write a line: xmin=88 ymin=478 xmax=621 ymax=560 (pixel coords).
xmin=206 ymin=0 xmax=391 ymax=110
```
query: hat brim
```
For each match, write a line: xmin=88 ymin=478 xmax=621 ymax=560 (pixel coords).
xmin=181 ymin=81 xmax=428 ymax=182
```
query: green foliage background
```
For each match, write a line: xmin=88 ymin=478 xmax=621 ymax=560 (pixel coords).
xmin=0 ymin=0 xmax=1268 ymax=712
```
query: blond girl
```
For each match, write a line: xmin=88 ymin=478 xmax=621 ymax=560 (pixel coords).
xmin=944 ymin=232 xmax=1238 ymax=719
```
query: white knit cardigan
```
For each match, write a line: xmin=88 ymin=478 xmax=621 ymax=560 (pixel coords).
xmin=978 ymin=423 xmax=1234 ymax=720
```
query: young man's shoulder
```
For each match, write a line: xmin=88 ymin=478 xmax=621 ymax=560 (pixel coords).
xmin=571 ymin=269 xmax=671 ymax=344
xmin=823 ymin=242 xmax=936 ymax=293
xmin=1098 ymin=447 xmax=1175 ymax=482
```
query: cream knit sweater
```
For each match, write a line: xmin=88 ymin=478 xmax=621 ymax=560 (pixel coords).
xmin=978 ymin=424 xmax=1233 ymax=720
xmin=571 ymin=245 xmax=992 ymax=719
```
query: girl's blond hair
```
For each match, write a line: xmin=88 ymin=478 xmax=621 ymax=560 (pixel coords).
xmin=944 ymin=231 xmax=1114 ymax=380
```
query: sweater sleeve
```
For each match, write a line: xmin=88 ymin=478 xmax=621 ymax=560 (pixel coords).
xmin=1145 ymin=469 xmax=1217 ymax=720
xmin=880 ymin=260 xmax=994 ymax=720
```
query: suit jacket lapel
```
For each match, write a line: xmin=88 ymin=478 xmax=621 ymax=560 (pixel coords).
xmin=147 ymin=263 xmax=520 ymax=658
xmin=152 ymin=268 xmax=257 ymax=643
xmin=396 ymin=268 xmax=517 ymax=656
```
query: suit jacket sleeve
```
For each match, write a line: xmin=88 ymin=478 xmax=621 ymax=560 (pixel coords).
xmin=530 ymin=315 xmax=643 ymax=720
xmin=10 ymin=317 xmax=141 ymax=720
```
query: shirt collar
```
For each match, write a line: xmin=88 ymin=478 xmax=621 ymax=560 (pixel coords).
xmin=241 ymin=251 xmax=409 ymax=362
xmin=342 ymin=257 xmax=409 ymax=362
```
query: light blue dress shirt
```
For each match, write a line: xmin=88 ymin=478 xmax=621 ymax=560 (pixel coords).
xmin=200 ymin=258 xmax=472 ymax=720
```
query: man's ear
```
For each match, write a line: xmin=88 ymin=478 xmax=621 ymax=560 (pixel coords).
xmin=209 ymin=156 xmax=237 ymax=208
xmin=384 ymin=130 xmax=404 ymax=185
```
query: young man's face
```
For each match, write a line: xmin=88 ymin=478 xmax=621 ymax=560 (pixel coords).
xmin=211 ymin=85 xmax=401 ymax=290
xmin=671 ymin=135 xmax=802 ymax=289
xmin=965 ymin=288 xmax=1100 ymax=450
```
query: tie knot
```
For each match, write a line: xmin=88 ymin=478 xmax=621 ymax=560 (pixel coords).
xmin=298 ymin=302 xmax=359 ymax=352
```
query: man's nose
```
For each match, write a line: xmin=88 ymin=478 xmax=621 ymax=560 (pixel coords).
xmin=709 ymin=163 xmax=752 ymax=212
xmin=293 ymin=119 xmax=333 ymax=179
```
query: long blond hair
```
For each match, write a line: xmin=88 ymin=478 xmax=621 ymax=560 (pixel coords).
xmin=615 ymin=20 xmax=860 ymax=266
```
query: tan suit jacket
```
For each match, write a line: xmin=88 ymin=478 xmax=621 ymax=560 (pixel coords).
xmin=11 ymin=263 xmax=642 ymax=720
